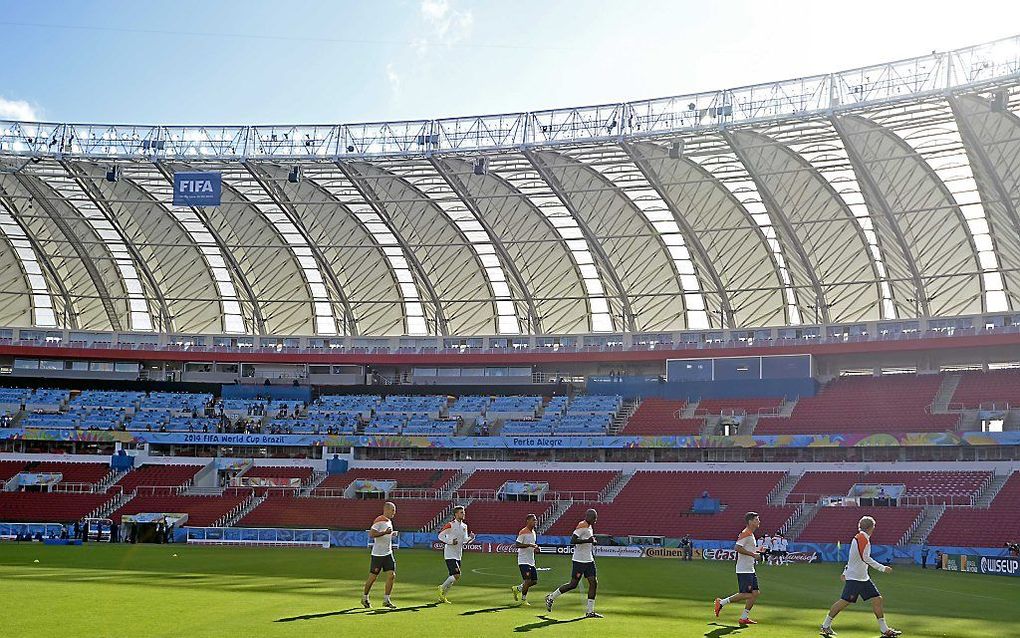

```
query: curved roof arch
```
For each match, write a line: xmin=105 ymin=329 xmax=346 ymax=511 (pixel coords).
xmin=0 ymin=36 xmax=1019 ymax=335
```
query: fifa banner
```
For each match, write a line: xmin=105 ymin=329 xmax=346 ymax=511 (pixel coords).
xmin=702 ymin=548 xmax=818 ymax=564
xmin=173 ymin=172 xmax=222 ymax=207
xmin=4 ymin=427 xmax=1020 ymax=449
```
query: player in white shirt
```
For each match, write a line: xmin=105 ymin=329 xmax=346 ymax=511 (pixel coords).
xmin=772 ymin=533 xmax=788 ymax=566
xmin=758 ymin=533 xmax=771 ymax=565
xmin=545 ymin=508 xmax=602 ymax=618
xmin=714 ymin=512 xmax=763 ymax=626
xmin=512 ymin=513 xmax=540 ymax=606
xmin=820 ymin=516 xmax=901 ymax=637
xmin=362 ymin=501 xmax=397 ymax=609
xmin=437 ymin=505 xmax=475 ymax=603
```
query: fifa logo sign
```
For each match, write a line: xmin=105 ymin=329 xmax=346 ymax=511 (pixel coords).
xmin=178 ymin=179 xmax=215 ymax=193
xmin=173 ymin=171 xmax=222 ymax=206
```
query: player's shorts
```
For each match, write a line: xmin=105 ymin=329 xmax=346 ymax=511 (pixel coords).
xmin=572 ymin=560 xmax=597 ymax=579
xmin=840 ymin=579 xmax=880 ymax=603
xmin=445 ymin=558 xmax=462 ymax=576
xmin=737 ymin=572 xmax=760 ymax=593
xmin=370 ymin=554 xmax=396 ymax=574
xmin=519 ymin=564 xmax=538 ymax=582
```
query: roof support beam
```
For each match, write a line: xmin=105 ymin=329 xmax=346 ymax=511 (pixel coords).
xmin=429 ymin=156 xmax=542 ymax=334
xmin=61 ymin=161 xmax=173 ymax=332
xmin=522 ymin=148 xmax=636 ymax=331
xmin=621 ymin=141 xmax=735 ymax=328
xmin=720 ymin=129 xmax=830 ymax=324
xmin=153 ymin=163 xmax=267 ymax=335
xmin=337 ymin=161 xmax=449 ymax=336
xmin=244 ymin=162 xmax=359 ymax=335
xmin=13 ymin=173 xmax=124 ymax=331
xmin=0 ymin=189 xmax=77 ymax=328
xmin=830 ymin=114 xmax=930 ymax=317
xmin=949 ymin=94 xmax=1020 ymax=260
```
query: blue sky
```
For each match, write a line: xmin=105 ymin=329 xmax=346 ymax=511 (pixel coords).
xmin=1 ymin=0 xmax=1019 ymax=125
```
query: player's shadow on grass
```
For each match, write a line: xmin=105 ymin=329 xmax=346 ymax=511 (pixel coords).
xmin=462 ymin=604 xmax=518 ymax=616
xmin=514 ymin=615 xmax=586 ymax=632
xmin=275 ymin=602 xmax=440 ymax=622
xmin=704 ymin=622 xmax=748 ymax=638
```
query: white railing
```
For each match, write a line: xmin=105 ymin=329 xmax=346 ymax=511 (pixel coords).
xmin=0 ymin=35 xmax=1018 ymax=161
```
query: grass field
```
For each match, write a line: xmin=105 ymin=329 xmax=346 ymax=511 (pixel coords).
xmin=0 ymin=544 xmax=1015 ymax=637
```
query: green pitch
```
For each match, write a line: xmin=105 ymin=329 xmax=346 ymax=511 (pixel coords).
xmin=0 ymin=544 xmax=1015 ymax=637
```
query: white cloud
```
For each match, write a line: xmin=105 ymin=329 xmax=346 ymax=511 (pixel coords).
xmin=386 ymin=63 xmax=402 ymax=96
xmin=419 ymin=0 xmax=473 ymax=44
xmin=0 ymin=96 xmax=40 ymax=121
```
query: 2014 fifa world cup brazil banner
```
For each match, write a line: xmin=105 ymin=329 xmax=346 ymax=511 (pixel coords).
xmin=1 ymin=428 xmax=1019 ymax=449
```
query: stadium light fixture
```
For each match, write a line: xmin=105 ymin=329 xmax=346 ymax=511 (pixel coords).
xmin=105 ymin=166 xmax=121 ymax=183
xmin=287 ymin=166 xmax=302 ymax=184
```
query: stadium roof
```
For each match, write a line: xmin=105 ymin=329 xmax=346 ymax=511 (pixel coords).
xmin=1 ymin=35 xmax=1020 ymax=337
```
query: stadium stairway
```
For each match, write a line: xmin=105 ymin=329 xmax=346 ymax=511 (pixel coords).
xmin=600 ymin=469 xmax=636 ymax=502
xmin=609 ymin=399 xmax=639 ymax=434
xmin=768 ymin=471 xmax=804 ymax=505
xmin=96 ymin=491 xmax=134 ymax=520
xmin=908 ymin=504 xmax=946 ymax=544
xmin=537 ymin=499 xmax=573 ymax=535
xmin=932 ymin=374 xmax=963 ymax=412
xmin=298 ymin=471 xmax=329 ymax=496
xmin=214 ymin=491 xmax=260 ymax=528
xmin=784 ymin=504 xmax=820 ymax=540
xmin=974 ymin=471 xmax=1012 ymax=506
xmin=441 ymin=469 xmax=474 ymax=497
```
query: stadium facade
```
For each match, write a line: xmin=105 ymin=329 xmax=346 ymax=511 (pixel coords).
xmin=0 ymin=35 xmax=1018 ymax=341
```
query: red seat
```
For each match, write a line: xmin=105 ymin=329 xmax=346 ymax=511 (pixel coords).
xmin=0 ymin=492 xmax=114 ymax=522
xmin=239 ymin=496 xmax=450 ymax=531
xmin=798 ymin=506 xmax=923 ymax=545
xmin=928 ymin=473 xmax=1020 ymax=546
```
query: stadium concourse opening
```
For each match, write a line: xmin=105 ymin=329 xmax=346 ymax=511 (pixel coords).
xmin=2 ymin=21 xmax=1020 ymax=638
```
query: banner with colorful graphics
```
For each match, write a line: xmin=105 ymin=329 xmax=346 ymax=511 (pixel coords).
xmin=1 ymin=427 xmax=1019 ymax=449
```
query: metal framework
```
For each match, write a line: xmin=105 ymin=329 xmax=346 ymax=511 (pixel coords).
xmin=0 ymin=35 xmax=1019 ymax=335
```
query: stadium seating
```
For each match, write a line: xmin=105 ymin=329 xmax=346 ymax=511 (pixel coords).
xmin=788 ymin=471 xmax=991 ymax=505
xmin=402 ymin=416 xmax=458 ymax=436
xmin=950 ymin=369 xmax=1020 ymax=408
xmin=243 ymin=466 xmax=315 ymax=483
xmin=621 ymin=399 xmax=702 ymax=436
xmin=488 ymin=396 xmax=542 ymax=419
xmin=0 ymin=460 xmax=28 ymax=482
xmin=114 ymin=464 xmax=204 ymax=493
xmin=110 ymin=492 xmax=251 ymax=527
xmin=0 ymin=387 xmax=32 ymax=413
xmin=545 ymin=471 xmax=795 ymax=539
xmin=797 ymin=506 xmax=923 ymax=545
xmin=567 ymin=395 xmax=621 ymax=415
xmin=70 ymin=390 xmax=144 ymax=411
xmin=318 ymin=468 xmax=459 ymax=492
xmin=20 ymin=461 xmax=112 ymax=485
xmin=239 ymin=496 xmax=450 ymax=530
xmin=459 ymin=470 xmax=618 ymax=498
xmin=696 ymin=397 xmax=783 ymax=415
xmin=310 ymin=395 xmax=380 ymax=417
xmin=756 ymin=375 xmax=959 ymax=434
xmin=377 ymin=395 xmax=446 ymax=417
xmin=140 ymin=392 xmax=212 ymax=414
xmin=927 ymin=472 xmax=1020 ymax=547
xmin=449 ymin=396 xmax=489 ymax=415
xmin=462 ymin=500 xmax=554 ymax=534
xmin=269 ymin=416 xmax=357 ymax=434
xmin=0 ymin=492 xmax=114 ymax=522
xmin=24 ymin=389 xmax=70 ymax=411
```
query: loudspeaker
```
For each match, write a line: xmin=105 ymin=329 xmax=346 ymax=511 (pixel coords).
xmin=992 ymin=89 xmax=1009 ymax=112
xmin=669 ymin=140 xmax=683 ymax=160
xmin=105 ymin=166 xmax=121 ymax=182
xmin=473 ymin=157 xmax=488 ymax=176
xmin=288 ymin=166 xmax=302 ymax=184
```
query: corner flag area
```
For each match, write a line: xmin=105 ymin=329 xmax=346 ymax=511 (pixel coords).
xmin=2 ymin=545 xmax=1014 ymax=637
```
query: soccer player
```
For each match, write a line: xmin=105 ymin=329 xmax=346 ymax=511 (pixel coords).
xmin=714 ymin=511 xmax=762 ymax=626
xmin=512 ymin=513 xmax=540 ymax=605
xmin=437 ymin=505 xmax=474 ymax=603
xmin=820 ymin=516 xmax=901 ymax=637
xmin=758 ymin=532 xmax=771 ymax=565
xmin=362 ymin=501 xmax=397 ymax=609
xmin=545 ymin=508 xmax=601 ymax=618
xmin=774 ymin=533 xmax=788 ymax=566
